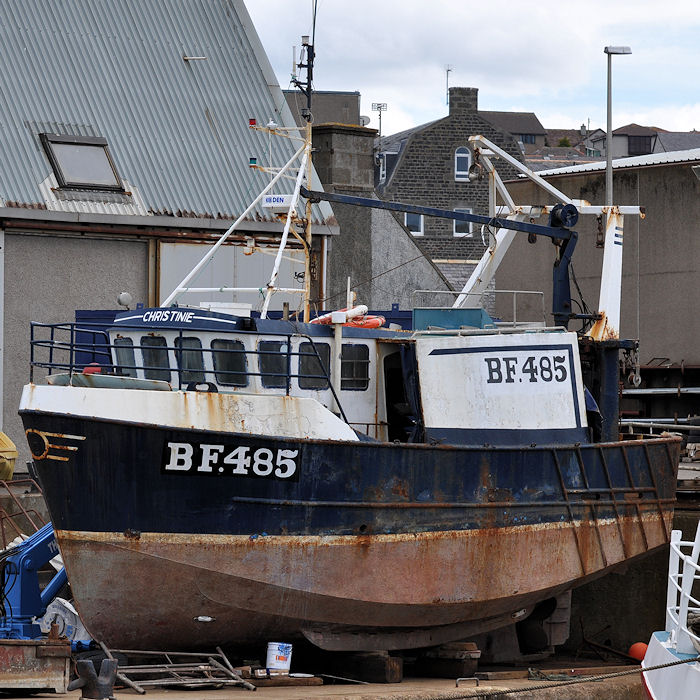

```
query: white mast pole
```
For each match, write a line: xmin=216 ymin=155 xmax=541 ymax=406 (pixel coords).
xmin=161 ymin=142 xmax=306 ymax=308
xmin=260 ymin=143 xmax=310 ymax=318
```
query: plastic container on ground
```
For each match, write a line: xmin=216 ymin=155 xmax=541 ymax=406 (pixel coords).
xmin=266 ymin=642 xmax=292 ymax=673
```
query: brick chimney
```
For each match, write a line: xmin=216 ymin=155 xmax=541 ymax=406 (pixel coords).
xmin=449 ymin=87 xmax=478 ymax=116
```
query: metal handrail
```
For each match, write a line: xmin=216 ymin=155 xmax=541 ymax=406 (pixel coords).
xmin=411 ymin=288 xmax=546 ymax=325
xmin=665 ymin=525 xmax=700 ymax=655
xmin=29 ymin=321 xmax=350 ymax=424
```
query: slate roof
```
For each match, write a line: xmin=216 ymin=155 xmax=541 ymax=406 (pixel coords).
xmin=479 ymin=111 xmax=546 ymax=136
xmin=545 ymin=129 xmax=586 ymax=148
xmin=612 ymin=123 xmax=667 ymax=136
xmin=655 ymin=132 xmax=700 ymax=151
xmin=525 ymin=146 xmax=599 ymax=172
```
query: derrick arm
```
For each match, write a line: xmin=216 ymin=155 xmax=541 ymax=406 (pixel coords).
xmin=300 ymin=186 xmax=582 ymax=328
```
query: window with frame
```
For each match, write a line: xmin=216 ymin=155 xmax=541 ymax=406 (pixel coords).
xmin=341 ymin=344 xmax=370 ymax=390
xmin=298 ymin=342 xmax=330 ymax=389
xmin=455 ymin=147 xmax=471 ymax=181
xmin=628 ymin=135 xmax=653 ymax=156
xmin=140 ymin=336 xmax=171 ymax=382
xmin=519 ymin=134 xmax=536 ymax=145
xmin=212 ymin=339 xmax=248 ymax=386
xmin=40 ymin=133 xmax=123 ymax=191
xmin=174 ymin=337 xmax=205 ymax=383
xmin=259 ymin=340 xmax=288 ymax=388
xmin=113 ymin=337 xmax=136 ymax=377
xmin=453 ymin=208 xmax=474 ymax=237
xmin=404 ymin=212 xmax=423 ymax=236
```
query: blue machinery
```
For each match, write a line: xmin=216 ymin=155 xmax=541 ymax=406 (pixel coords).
xmin=0 ymin=522 xmax=67 ymax=639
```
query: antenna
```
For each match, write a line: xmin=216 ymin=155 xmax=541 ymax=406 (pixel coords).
xmin=292 ymin=35 xmax=314 ymax=122
xmin=445 ymin=65 xmax=452 ymax=105
xmin=372 ymin=103 xmax=388 ymax=137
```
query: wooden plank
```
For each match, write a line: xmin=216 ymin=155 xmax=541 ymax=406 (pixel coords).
xmin=251 ymin=676 xmax=323 ymax=687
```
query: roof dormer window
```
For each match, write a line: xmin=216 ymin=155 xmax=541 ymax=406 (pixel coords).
xmin=40 ymin=133 xmax=123 ymax=191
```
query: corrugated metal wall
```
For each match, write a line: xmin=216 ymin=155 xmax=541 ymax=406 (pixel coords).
xmin=0 ymin=0 xmax=320 ymax=221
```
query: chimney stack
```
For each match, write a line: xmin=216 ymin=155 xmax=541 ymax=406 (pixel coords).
xmin=449 ymin=87 xmax=478 ymax=116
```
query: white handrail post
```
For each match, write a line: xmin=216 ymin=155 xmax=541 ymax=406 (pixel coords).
xmin=677 ymin=552 xmax=699 ymax=654
xmin=260 ymin=145 xmax=309 ymax=319
xmin=666 ymin=529 xmax=683 ymax=633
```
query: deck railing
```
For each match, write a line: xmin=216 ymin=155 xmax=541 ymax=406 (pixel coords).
xmin=665 ymin=523 xmax=700 ymax=654
xmin=28 ymin=322 xmax=347 ymax=422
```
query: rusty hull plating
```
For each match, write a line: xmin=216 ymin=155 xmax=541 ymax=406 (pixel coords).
xmin=21 ymin=408 xmax=680 ymax=652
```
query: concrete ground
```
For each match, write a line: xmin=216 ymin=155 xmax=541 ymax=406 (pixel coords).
xmin=24 ymin=672 xmax=645 ymax=700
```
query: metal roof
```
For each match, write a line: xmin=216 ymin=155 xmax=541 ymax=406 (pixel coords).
xmin=533 ymin=148 xmax=700 ymax=176
xmin=0 ymin=0 xmax=331 ymax=225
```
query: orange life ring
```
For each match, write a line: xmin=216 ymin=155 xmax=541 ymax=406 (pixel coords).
xmin=310 ymin=308 xmax=385 ymax=329
xmin=344 ymin=315 xmax=385 ymax=329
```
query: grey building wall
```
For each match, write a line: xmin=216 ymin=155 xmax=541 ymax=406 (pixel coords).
xmin=7 ymin=232 xmax=149 ymax=466
xmin=377 ymin=87 xmax=524 ymax=280
xmin=497 ymin=162 xmax=700 ymax=364
xmin=312 ymin=124 xmax=451 ymax=311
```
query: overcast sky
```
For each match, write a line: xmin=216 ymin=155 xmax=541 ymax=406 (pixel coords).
xmin=244 ymin=0 xmax=700 ymax=137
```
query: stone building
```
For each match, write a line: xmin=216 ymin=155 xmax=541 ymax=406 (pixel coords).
xmin=375 ymin=87 xmax=524 ymax=290
xmin=312 ymin=124 xmax=451 ymax=311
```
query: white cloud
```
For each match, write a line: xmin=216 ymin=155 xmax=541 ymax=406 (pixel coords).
xmin=244 ymin=0 xmax=700 ymax=135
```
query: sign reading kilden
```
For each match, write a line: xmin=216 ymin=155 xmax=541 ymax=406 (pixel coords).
xmin=162 ymin=441 xmax=299 ymax=481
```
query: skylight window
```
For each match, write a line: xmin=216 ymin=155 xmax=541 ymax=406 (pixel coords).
xmin=40 ymin=133 xmax=123 ymax=191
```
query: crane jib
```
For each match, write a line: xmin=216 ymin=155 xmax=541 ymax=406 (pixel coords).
xmin=299 ymin=186 xmax=575 ymax=241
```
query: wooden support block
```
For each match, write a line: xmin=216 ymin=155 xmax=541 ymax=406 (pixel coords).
xmin=414 ymin=657 xmax=478 ymax=679
xmin=323 ymin=652 xmax=403 ymax=684
xmin=251 ymin=675 xmax=323 ymax=687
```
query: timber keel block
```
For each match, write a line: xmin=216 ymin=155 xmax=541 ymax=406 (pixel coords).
xmin=414 ymin=642 xmax=481 ymax=678
xmin=323 ymin=651 xmax=403 ymax=683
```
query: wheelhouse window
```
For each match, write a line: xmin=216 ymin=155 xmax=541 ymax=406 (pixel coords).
xmin=212 ymin=339 xmax=248 ymax=386
xmin=341 ymin=344 xmax=370 ymax=390
xmin=40 ymin=133 xmax=123 ymax=191
xmin=259 ymin=340 xmax=288 ymax=388
xmin=455 ymin=147 xmax=471 ymax=181
xmin=174 ymin=337 xmax=205 ymax=383
xmin=404 ymin=212 xmax=423 ymax=236
xmin=140 ymin=336 xmax=171 ymax=382
xmin=454 ymin=208 xmax=474 ymax=237
xmin=113 ymin=337 xmax=136 ymax=377
xmin=298 ymin=342 xmax=330 ymax=390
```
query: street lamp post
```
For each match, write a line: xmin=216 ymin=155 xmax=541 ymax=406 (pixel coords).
xmin=604 ymin=46 xmax=631 ymax=206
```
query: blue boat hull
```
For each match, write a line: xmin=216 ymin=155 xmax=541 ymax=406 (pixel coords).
xmin=20 ymin=411 xmax=680 ymax=650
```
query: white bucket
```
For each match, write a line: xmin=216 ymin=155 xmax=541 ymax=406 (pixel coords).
xmin=266 ymin=642 xmax=293 ymax=672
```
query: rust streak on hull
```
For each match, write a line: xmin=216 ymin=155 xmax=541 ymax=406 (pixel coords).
xmin=56 ymin=511 xmax=673 ymax=650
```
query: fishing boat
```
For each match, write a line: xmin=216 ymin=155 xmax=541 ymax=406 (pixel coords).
xmin=641 ymin=522 xmax=700 ymax=699
xmin=19 ymin=130 xmax=680 ymax=654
